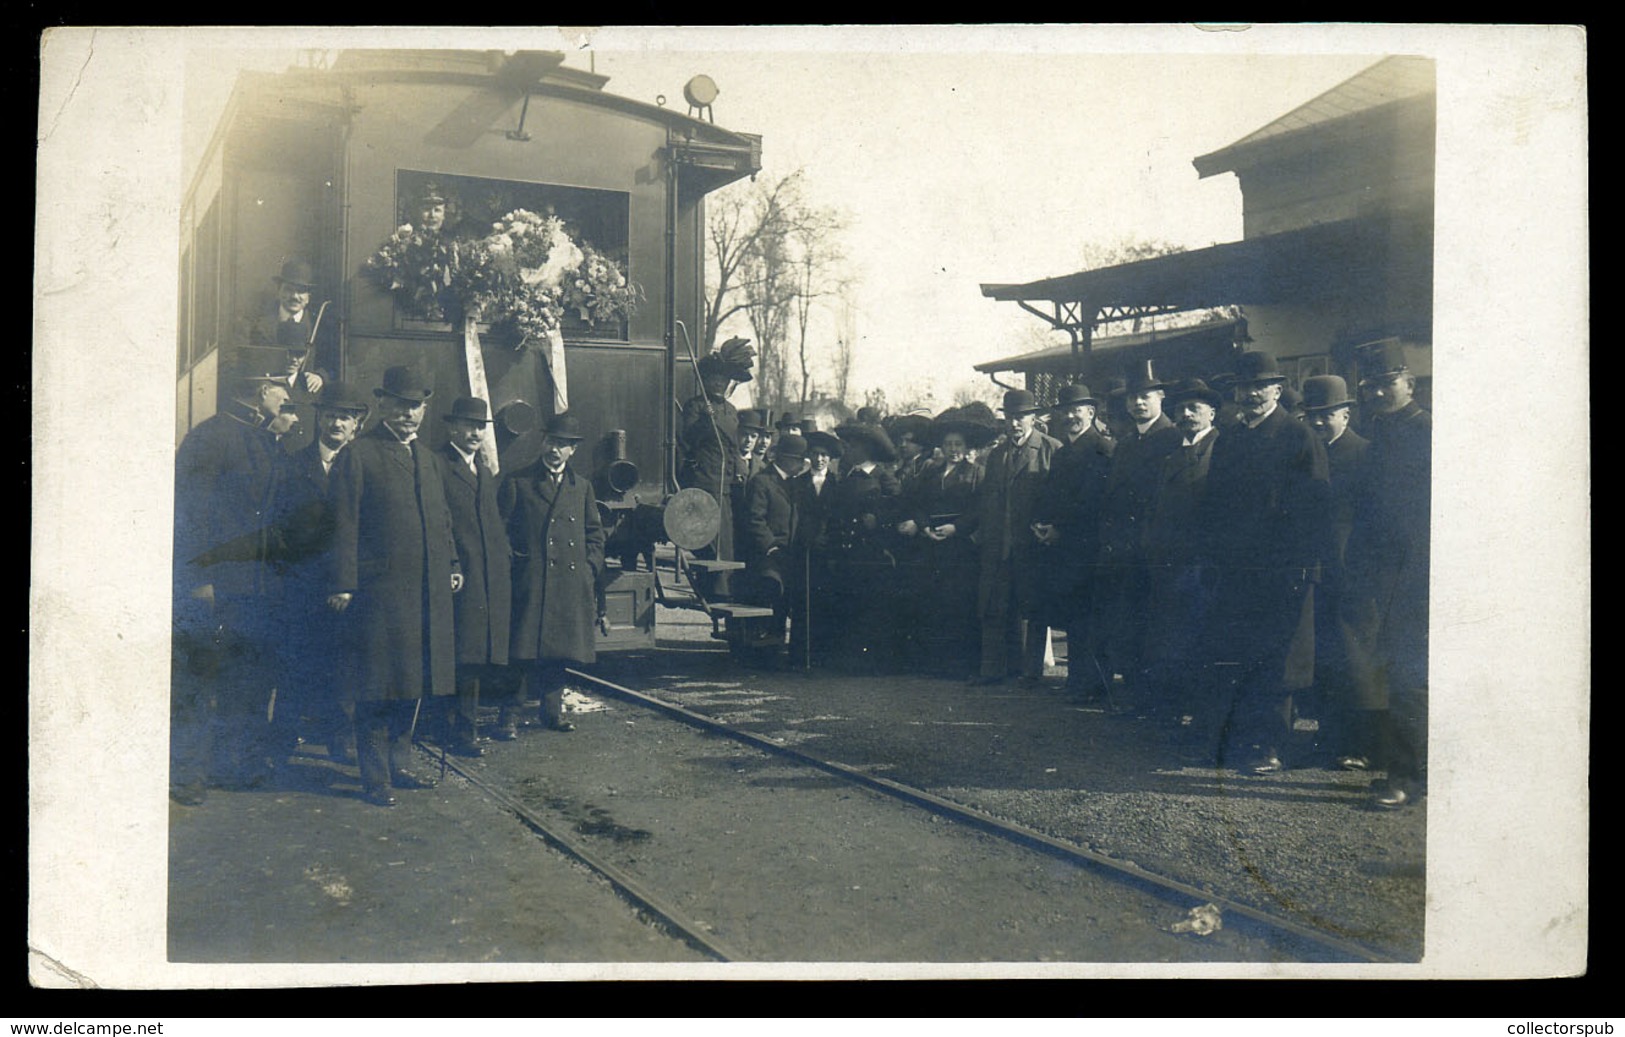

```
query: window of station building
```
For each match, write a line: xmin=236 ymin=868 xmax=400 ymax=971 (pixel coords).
xmin=392 ymin=169 xmax=633 ymax=341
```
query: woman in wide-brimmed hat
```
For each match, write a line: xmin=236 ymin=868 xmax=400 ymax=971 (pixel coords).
xmin=815 ymin=422 xmax=905 ymax=671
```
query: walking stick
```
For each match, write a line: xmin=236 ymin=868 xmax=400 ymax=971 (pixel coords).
xmin=803 ymin=544 xmax=811 ymax=672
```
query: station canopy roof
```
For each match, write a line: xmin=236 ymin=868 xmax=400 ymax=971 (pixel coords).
xmin=974 ymin=318 xmax=1239 ymax=375
xmin=979 ymin=211 xmax=1428 ymax=315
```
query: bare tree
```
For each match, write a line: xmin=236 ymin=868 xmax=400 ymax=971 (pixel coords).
xmin=702 ymin=170 xmax=807 ymax=356
xmin=832 ymin=292 xmax=857 ymax=407
xmin=787 ymin=204 xmax=850 ymax=409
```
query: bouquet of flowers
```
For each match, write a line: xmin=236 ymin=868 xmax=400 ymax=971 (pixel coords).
xmin=563 ymin=243 xmax=642 ymax=328
xmin=363 ymin=223 xmax=457 ymax=321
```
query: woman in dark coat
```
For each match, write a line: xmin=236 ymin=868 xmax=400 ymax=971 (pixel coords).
xmin=825 ymin=423 xmax=904 ymax=671
xmin=498 ymin=414 xmax=605 ymax=734
xmin=895 ymin=416 xmax=992 ymax=676
xmin=791 ymin=430 xmax=843 ymax=668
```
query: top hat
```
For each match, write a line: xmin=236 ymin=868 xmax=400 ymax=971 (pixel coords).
xmin=1124 ymin=360 xmax=1166 ymax=394
xmin=775 ymin=412 xmax=803 ymax=431
xmin=374 ymin=365 xmax=434 ymax=402
xmin=445 ymin=396 xmax=494 ymax=425
xmin=1354 ymin=339 xmax=1409 ymax=380
xmin=834 ymin=423 xmax=899 ymax=463
xmin=1301 ymin=375 xmax=1355 ymax=412
xmin=774 ymin=432 xmax=810 ymax=461
xmin=542 ymin=412 xmax=587 ymax=441
xmin=736 ymin=408 xmax=768 ymax=433
xmin=274 ymin=259 xmax=317 ymax=291
xmin=1232 ymin=350 xmax=1287 ymax=386
xmin=1000 ymin=389 xmax=1044 ymax=416
xmin=314 ymin=380 xmax=370 ymax=414
xmin=802 ymin=430 xmax=842 ymax=459
xmin=1052 ymin=382 xmax=1099 ymax=409
xmin=1167 ymin=378 xmax=1223 ymax=411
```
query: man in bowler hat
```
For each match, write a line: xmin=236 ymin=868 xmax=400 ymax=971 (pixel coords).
xmin=741 ymin=432 xmax=808 ymax=665
xmin=960 ymin=389 xmax=1061 ymax=685
xmin=245 ymin=258 xmax=336 ymax=396
xmin=1197 ymin=350 xmax=1331 ymax=775
xmin=327 ymin=365 xmax=462 ymax=806
xmin=499 ymin=413 xmax=606 ymax=737
xmin=434 ymin=397 xmax=513 ymax=756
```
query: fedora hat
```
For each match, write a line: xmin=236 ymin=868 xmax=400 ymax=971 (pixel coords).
xmin=445 ymin=396 xmax=494 ymax=425
xmin=374 ymin=365 xmax=434 ymax=402
xmin=1232 ymin=350 xmax=1287 ymax=386
xmin=1167 ymin=378 xmax=1223 ymax=411
xmin=1000 ymin=389 xmax=1044 ymax=416
xmin=1124 ymin=360 xmax=1166 ymax=394
xmin=542 ymin=412 xmax=587 ymax=442
xmin=737 ymin=408 xmax=768 ymax=433
xmin=1052 ymin=382 xmax=1098 ymax=409
xmin=274 ymin=258 xmax=317 ymax=291
xmin=1301 ymin=375 xmax=1355 ymax=412
xmin=834 ymin=423 xmax=899 ymax=464
xmin=1354 ymin=339 xmax=1409 ymax=380
xmin=775 ymin=432 xmax=810 ymax=462
xmin=314 ymin=380 xmax=370 ymax=414
xmin=803 ymin=430 xmax=842 ymax=459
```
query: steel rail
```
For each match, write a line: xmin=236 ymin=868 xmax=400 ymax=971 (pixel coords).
xmin=423 ymin=747 xmax=742 ymax=963
xmin=566 ymin=667 xmax=1400 ymax=965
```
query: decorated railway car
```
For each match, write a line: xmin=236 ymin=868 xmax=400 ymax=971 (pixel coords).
xmin=176 ymin=49 xmax=762 ymax=648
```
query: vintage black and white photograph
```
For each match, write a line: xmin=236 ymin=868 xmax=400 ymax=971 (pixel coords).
xmin=30 ymin=24 xmax=1588 ymax=985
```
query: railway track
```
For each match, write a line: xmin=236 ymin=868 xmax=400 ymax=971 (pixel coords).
xmin=429 ymin=667 xmax=1400 ymax=964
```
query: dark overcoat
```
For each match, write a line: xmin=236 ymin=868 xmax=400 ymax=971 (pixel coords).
xmin=328 ymin=428 xmax=460 ymax=701
xmin=1142 ymin=429 xmax=1221 ymax=675
xmin=903 ymin=457 xmax=983 ymax=531
xmin=500 ymin=463 xmax=605 ymax=665
xmin=963 ymin=430 xmax=1061 ymax=617
xmin=677 ymin=393 xmax=740 ymax=562
xmin=1342 ymin=403 xmax=1431 ymax=704
xmin=173 ymin=400 xmax=284 ymax=603
xmin=1198 ymin=405 xmax=1331 ymax=690
xmin=1311 ymin=426 xmax=1372 ymax=704
xmin=245 ymin=298 xmax=340 ymax=380
xmin=742 ymin=464 xmax=800 ymax=600
xmin=438 ymin=445 xmax=513 ymax=667
xmin=1034 ymin=427 xmax=1116 ymax=623
xmin=270 ymin=442 xmax=340 ymax=666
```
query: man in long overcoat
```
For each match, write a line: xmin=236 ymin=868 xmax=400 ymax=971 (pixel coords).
xmin=961 ymin=389 xmax=1061 ymax=685
xmin=499 ymin=412 xmax=605 ymax=735
xmin=1198 ymin=351 xmax=1331 ymax=774
xmin=1032 ymin=383 xmax=1116 ymax=699
xmin=171 ymin=370 xmax=291 ymax=804
xmin=1343 ymin=341 xmax=1431 ymax=808
xmin=741 ymin=432 xmax=807 ymax=664
xmin=327 ymin=365 xmax=461 ymax=806
xmin=436 ymin=396 xmax=513 ymax=756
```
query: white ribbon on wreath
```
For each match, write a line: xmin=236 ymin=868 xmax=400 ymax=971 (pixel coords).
xmin=461 ymin=316 xmax=501 ymax=474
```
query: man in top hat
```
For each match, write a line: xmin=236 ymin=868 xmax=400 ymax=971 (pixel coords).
xmin=499 ymin=413 xmax=605 ymax=738
xmin=171 ymin=369 xmax=295 ymax=804
xmin=1032 ymin=383 xmax=1116 ymax=699
xmin=741 ymin=432 xmax=808 ymax=665
xmin=1093 ymin=360 xmax=1184 ymax=705
xmin=433 ymin=397 xmax=513 ymax=757
xmin=959 ymin=388 xmax=1061 ymax=685
xmin=1198 ymin=350 xmax=1331 ymax=775
xmin=266 ymin=379 xmax=370 ymax=767
xmin=245 ymin=258 xmax=336 ymax=397
xmin=1342 ymin=340 xmax=1431 ymax=808
xmin=1142 ymin=379 xmax=1225 ymax=733
xmin=1298 ymin=375 xmax=1372 ymax=767
xmin=327 ymin=365 xmax=462 ymax=806
xmin=678 ymin=344 xmax=752 ymax=598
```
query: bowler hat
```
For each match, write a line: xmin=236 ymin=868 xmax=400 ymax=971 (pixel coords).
xmin=1301 ymin=375 xmax=1355 ymax=411
xmin=1167 ymin=378 xmax=1223 ymax=411
xmin=1354 ymin=339 xmax=1409 ymax=380
xmin=274 ymin=258 xmax=317 ymax=291
xmin=542 ymin=413 xmax=587 ymax=441
xmin=737 ymin=408 xmax=768 ymax=433
xmin=1232 ymin=350 xmax=1287 ymax=386
xmin=314 ymin=380 xmax=370 ymax=414
xmin=775 ymin=432 xmax=810 ymax=461
xmin=374 ymin=365 xmax=434 ymax=402
xmin=446 ymin=396 xmax=494 ymax=425
xmin=1124 ymin=360 xmax=1166 ymax=394
xmin=803 ymin=430 xmax=842 ymax=459
xmin=1000 ymin=389 xmax=1044 ymax=416
xmin=1052 ymin=382 xmax=1098 ymax=409
xmin=775 ymin=412 xmax=803 ymax=431
xmin=834 ymin=423 xmax=899 ymax=464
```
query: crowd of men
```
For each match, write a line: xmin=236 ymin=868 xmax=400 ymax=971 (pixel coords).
xmin=691 ymin=341 xmax=1430 ymax=810
xmin=172 ymin=354 xmax=603 ymax=809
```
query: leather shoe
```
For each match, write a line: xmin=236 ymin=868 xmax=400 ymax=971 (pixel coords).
xmin=1338 ymin=756 xmax=1370 ymax=771
xmin=362 ymin=786 xmax=398 ymax=807
xmin=1248 ymin=754 xmax=1286 ymax=775
xmin=390 ymin=769 xmax=439 ymax=790
xmin=1374 ymin=783 xmax=1415 ymax=809
xmin=542 ymin=718 xmax=576 ymax=733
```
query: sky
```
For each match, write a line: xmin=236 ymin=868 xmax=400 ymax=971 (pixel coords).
xmin=180 ymin=27 xmax=1378 ymax=412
